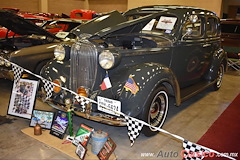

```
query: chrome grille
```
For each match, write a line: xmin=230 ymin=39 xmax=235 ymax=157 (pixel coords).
xmin=70 ymin=39 xmax=98 ymax=92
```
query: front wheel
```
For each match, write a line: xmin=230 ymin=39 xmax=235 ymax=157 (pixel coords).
xmin=212 ymin=63 xmax=224 ymax=91
xmin=141 ymin=86 xmax=169 ymax=137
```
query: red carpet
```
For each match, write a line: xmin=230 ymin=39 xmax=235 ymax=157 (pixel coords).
xmin=197 ymin=94 xmax=240 ymax=160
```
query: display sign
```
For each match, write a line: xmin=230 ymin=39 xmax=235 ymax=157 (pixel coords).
xmin=76 ymin=142 xmax=87 ymax=160
xmin=8 ymin=79 xmax=38 ymax=119
xmin=30 ymin=110 xmax=54 ymax=129
xmin=97 ymin=137 xmax=116 ymax=160
xmin=73 ymin=123 xmax=94 ymax=146
xmin=156 ymin=16 xmax=177 ymax=30
xmin=142 ymin=19 xmax=156 ymax=31
xmin=50 ymin=110 xmax=69 ymax=139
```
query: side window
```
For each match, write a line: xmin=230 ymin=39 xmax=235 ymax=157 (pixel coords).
xmin=182 ymin=15 xmax=203 ymax=39
xmin=75 ymin=13 xmax=83 ymax=18
xmin=206 ymin=17 xmax=217 ymax=37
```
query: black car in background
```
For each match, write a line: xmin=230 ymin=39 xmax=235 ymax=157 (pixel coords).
xmin=221 ymin=19 xmax=240 ymax=59
xmin=39 ymin=5 xmax=226 ymax=136
xmin=0 ymin=9 xmax=83 ymax=80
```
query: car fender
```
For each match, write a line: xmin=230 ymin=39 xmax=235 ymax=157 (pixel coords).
xmin=98 ymin=62 xmax=180 ymax=117
xmin=9 ymin=43 xmax=60 ymax=72
xmin=41 ymin=60 xmax=70 ymax=84
xmin=204 ymin=48 xmax=227 ymax=81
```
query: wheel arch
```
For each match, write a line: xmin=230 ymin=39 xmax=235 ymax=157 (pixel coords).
xmin=140 ymin=77 xmax=180 ymax=118
xmin=34 ymin=58 xmax=52 ymax=74
xmin=99 ymin=62 xmax=181 ymax=117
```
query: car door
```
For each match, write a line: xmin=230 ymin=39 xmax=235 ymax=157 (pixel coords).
xmin=170 ymin=14 xmax=208 ymax=88
xmin=203 ymin=16 xmax=221 ymax=74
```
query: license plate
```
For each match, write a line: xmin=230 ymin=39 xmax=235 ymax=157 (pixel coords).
xmin=97 ymin=96 xmax=121 ymax=116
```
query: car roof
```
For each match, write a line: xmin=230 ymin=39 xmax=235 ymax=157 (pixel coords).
xmin=220 ymin=19 xmax=240 ymax=24
xmin=123 ymin=5 xmax=216 ymax=17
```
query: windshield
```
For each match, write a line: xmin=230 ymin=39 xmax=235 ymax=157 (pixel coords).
xmin=97 ymin=13 xmax=179 ymax=39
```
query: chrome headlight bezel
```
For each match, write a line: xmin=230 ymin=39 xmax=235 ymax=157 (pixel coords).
xmin=99 ymin=50 xmax=115 ymax=70
xmin=54 ymin=45 xmax=65 ymax=61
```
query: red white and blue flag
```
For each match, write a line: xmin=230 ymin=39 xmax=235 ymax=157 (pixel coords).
xmin=124 ymin=75 xmax=139 ymax=95
xmin=100 ymin=73 xmax=112 ymax=90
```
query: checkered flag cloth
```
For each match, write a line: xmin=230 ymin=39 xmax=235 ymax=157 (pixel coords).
xmin=124 ymin=115 xmax=144 ymax=146
xmin=12 ymin=64 xmax=23 ymax=86
xmin=75 ymin=95 xmax=90 ymax=112
xmin=41 ymin=79 xmax=54 ymax=101
xmin=183 ymin=140 xmax=210 ymax=160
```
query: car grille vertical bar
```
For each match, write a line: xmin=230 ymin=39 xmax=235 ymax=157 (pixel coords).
xmin=70 ymin=39 xmax=98 ymax=93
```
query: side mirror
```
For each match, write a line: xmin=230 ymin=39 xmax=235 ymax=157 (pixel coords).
xmin=186 ymin=28 xmax=193 ymax=35
xmin=181 ymin=28 xmax=193 ymax=40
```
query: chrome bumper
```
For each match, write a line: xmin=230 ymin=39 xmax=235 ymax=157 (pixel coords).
xmin=37 ymin=94 xmax=127 ymax=126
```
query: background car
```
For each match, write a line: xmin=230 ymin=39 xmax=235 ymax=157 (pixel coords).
xmin=220 ymin=19 xmax=240 ymax=71
xmin=40 ymin=6 xmax=227 ymax=137
xmin=42 ymin=18 xmax=84 ymax=34
xmin=0 ymin=9 xmax=83 ymax=80
xmin=221 ymin=19 xmax=240 ymax=57
xmin=69 ymin=9 xmax=98 ymax=20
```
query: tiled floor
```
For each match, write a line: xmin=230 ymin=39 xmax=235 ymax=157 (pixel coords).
xmin=0 ymin=71 xmax=239 ymax=159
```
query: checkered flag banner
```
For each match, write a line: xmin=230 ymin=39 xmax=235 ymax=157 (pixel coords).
xmin=75 ymin=95 xmax=90 ymax=112
xmin=124 ymin=115 xmax=144 ymax=146
xmin=183 ymin=140 xmax=210 ymax=160
xmin=41 ymin=79 xmax=54 ymax=101
xmin=12 ymin=64 xmax=24 ymax=86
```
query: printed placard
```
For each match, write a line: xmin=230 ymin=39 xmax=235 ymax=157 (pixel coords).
xmin=156 ymin=16 xmax=177 ymax=30
xmin=142 ymin=19 xmax=156 ymax=31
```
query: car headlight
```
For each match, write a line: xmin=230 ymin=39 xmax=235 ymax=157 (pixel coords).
xmin=99 ymin=50 xmax=115 ymax=70
xmin=54 ymin=45 xmax=65 ymax=61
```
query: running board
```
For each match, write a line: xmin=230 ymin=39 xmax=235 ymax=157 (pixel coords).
xmin=180 ymin=80 xmax=216 ymax=103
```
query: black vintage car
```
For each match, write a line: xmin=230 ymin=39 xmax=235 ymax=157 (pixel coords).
xmin=0 ymin=9 xmax=83 ymax=80
xmin=40 ymin=6 xmax=227 ymax=136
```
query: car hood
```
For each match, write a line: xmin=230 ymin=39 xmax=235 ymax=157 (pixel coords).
xmin=71 ymin=10 xmax=127 ymax=36
xmin=0 ymin=9 xmax=58 ymax=39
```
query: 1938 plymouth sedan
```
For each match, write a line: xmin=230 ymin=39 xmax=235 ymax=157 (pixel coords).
xmin=40 ymin=6 xmax=227 ymax=136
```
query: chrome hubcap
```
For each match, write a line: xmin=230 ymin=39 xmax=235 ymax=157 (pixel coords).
xmin=148 ymin=90 xmax=168 ymax=131
xmin=216 ymin=64 xmax=224 ymax=88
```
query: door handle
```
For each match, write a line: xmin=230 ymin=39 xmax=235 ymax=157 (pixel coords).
xmin=203 ymin=44 xmax=211 ymax=47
